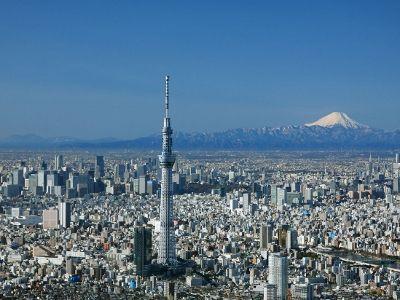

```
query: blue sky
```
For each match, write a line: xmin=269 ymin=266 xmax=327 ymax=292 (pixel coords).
xmin=0 ymin=1 xmax=399 ymax=139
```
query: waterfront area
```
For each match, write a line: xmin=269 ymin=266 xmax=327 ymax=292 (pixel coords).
xmin=312 ymin=247 xmax=400 ymax=272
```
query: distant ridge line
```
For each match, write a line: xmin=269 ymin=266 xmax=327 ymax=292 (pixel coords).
xmin=1 ymin=112 xmax=399 ymax=150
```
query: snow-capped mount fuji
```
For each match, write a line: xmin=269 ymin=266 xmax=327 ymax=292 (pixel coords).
xmin=305 ymin=112 xmax=368 ymax=129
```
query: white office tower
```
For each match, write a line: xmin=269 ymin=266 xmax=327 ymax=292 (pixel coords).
xmin=277 ymin=188 xmax=287 ymax=210
xmin=43 ymin=208 xmax=59 ymax=229
xmin=268 ymin=253 xmax=288 ymax=300
xmin=304 ymin=188 xmax=313 ymax=203
xmin=58 ymin=201 xmax=71 ymax=228
xmin=242 ymin=192 xmax=251 ymax=213
xmin=157 ymin=75 xmax=177 ymax=265
xmin=264 ymin=284 xmax=278 ymax=300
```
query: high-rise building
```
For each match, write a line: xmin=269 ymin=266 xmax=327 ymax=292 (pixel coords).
xmin=230 ymin=198 xmax=239 ymax=212
xmin=55 ymin=155 xmax=63 ymax=170
xmin=134 ymin=226 xmax=152 ymax=276
xmin=270 ymin=184 xmax=278 ymax=205
xmin=46 ymin=173 xmax=60 ymax=195
xmin=158 ymin=75 xmax=176 ymax=265
xmin=264 ymin=284 xmax=278 ymax=300
xmin=58 ymin=201 xmax=71 ymax=228
xmin=139 ymin=175 xmax=149 ymax=195
xmin=43 ymin=208 xmax=59 ymax=229
xmin=164 ymin=281 xmax=176 ymax=300
xmin=268 ymin=252 xmax=288 ymax=300
xmin=277 ymin=188 xmax=287 ymax=210
xmin=41 ymin=160 xmax=48 ymax=170
xmin=4 ymin=185 xmax=21 ymax=198
xmin=146 ymin=180 xmax=157 ymax=195
xmin=366 ymin=153 xmax=373 ymax=176
xmin=242 ymin=192 xmax=251 ymax=213
xmin=12 ymin=169 xmax=24 ymax=187
xmin=304 ymin=188 xmax=313 ymax=203
xmin=291 ymin=283 xmax=313 ymax=300
xmin=278 ymin=224 xmax=289 ymax=249
xmin=28 ymin=173 xmax=42 ymax=195
xmin=291 ymin=181 xmax=301 ymax=192
xmin=11 ymin=207 xmax=22 ymax=218
xmin=286 ymin=228 xmax=298 ymax=250
xmin=393 ymin=177 xmax=400 ymax=193
xmin=137 ymin=164 xmax=147 ymax=177
xmin=260 ymin=223 xmax=273 ymax=249
xmin=114 ymin=164 xmax=125 ymax=182
xmin=37 ymin=170 xmax=48 ymax=191
xmin=133 ymin=178 xmax=139 ymax=194
xmin=66 ymin=258 xmax=75 ymax=275
xmin=95 ymin=156 xmax=105 ymax=178
xmin=393 ymin=153 xmax=400 ymax=177
xmin=262 ymin=184 xmax=270 ymax=197
xmin=46 ymin=173 xmax=59 ymax=187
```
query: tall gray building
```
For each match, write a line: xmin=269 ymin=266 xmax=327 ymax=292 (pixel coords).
xmin=134 ymin=226 xmax=152 ymax=276
xmin=55 ymin=155 xmax=63 ymax=170
xmin=264 ymin=284 xmax=278 ymax=300
xmin=260 ymin=223 xmax=273 ymax=249
xmin=270 ymin=184 xmax=278 ymax=205
xmin=268 ymin=252 xmax=288 ymax=300
xmin=95 ymin=156 xmax=105 ymax=178
xmin=393 ymin=177 xmax=400 ymax=193
xmin=139 ymin=175 xmax=149 ymax=195
xmin=12 ymin=169 xmax=24 ymax=187
xmin=157 ymin=75 xmax=176 ymax=265
xmin=291 ymin=283 xmax=313 ymax=300
xmin=37 ymin=170 xmax=47 ymax=190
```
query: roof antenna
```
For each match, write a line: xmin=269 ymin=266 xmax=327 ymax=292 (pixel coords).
xmin=165 ymin=75 xmax=169 ymax=118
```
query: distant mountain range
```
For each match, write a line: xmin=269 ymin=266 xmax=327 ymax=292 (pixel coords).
xmin=1 ymin=112 xmax=400 ymax=150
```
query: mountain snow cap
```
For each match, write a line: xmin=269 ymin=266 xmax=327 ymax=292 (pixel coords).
xmin=305 ymin=112 xmax=367 ymax=129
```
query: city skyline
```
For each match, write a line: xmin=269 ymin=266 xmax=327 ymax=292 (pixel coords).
xmin=2 ymin=2 xmax=400 ymax=299
xmin=1 ymin=148 xmax=400 ymax=298
xmin=1 ymin=1 xmax=399 ymax=139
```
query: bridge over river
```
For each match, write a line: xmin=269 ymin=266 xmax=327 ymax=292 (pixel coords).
xmin=311 ymin=247 xmax=400 ymax=273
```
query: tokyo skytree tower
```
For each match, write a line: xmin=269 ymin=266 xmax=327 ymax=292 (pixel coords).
xmin=157 ymin=75 xmax=176 ymax=265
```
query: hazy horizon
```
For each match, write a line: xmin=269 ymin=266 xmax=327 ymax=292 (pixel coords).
xmin=0 ymin=110 xmax=396 ymax=141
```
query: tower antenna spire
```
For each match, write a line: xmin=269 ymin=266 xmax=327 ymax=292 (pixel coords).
xmin=165 ymin=75 xmax=169 ymax=118
xmin=158 ymin=74 xmax=176 ymax=266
